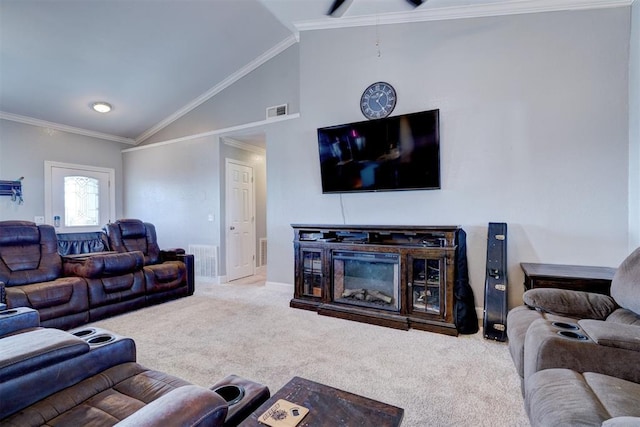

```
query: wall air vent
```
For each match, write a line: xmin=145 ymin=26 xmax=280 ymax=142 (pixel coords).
xmin=188 ymin=244 xmax=218 ymax=282
xmin=266 ymin=104 xmax=287 ymax=119
xmin=259 ymin=238 xmax=267 ymax=267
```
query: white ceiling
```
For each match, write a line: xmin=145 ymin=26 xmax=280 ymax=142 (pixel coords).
xmin=0 ymin=0 xmax=630 ymax=145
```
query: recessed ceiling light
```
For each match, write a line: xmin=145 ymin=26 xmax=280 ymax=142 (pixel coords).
xmin=92 ymin=102 xmax=112 ymax=113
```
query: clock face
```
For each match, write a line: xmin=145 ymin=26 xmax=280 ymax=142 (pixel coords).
xmin=360 ymin=82 xmax=397 ymax=119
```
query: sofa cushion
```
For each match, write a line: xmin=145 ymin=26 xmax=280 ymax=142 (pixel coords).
xmin=611 ymin=246 xmax=640 ymax=315
xmin=64 ymin=252 xmax=144 ymax=279
xmin=143 ymin=262 xmax=186 ymax=294
xmin=1 ymin=362 xmax=198 ymax=427
xmin=105 ymin=220 xmax=162 ymax=265
xmin=0 ymin=223 xmax=62 ymax=285
xmin=525 ymin=369 xmax=640 ymax=427
xmin=603 ymin=417 xmax=640 ymax=427
xmin=523 ymin=288 xmax=617 ymax=320
xmin=583 ymin=372 xmax=640 ymax=419
xmin=0 ymin=221 xmax=40 ymax=246
xmin=607 ymin=308 xmax=640 ymax=326
xmin=5 ymin=277 xmax=90 ymax=330
xmin=525 ymin=369 xmax=609 ymax=427
xmin=0 ymin=328 xmax=88 ymax=382
xmin=86 ymin=271 xmax=146 ymax=308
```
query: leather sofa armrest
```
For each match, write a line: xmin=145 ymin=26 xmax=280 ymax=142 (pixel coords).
xmin=177 ymin=253 xmax=195 ymax=295
xmin=114 ymin=385 xmax=228 ymax=427
xmin=0 ymin=307 xmax=40 ymax=337
xmin=579 ymin=319 xmax=640 ymax=352
xmin=523 ymin=288 xmax=617 ymax=320
xmin=63 ymin=251 xmax=144 ymax=278
xmin=160 ymin=248 xmax=186 ymax=262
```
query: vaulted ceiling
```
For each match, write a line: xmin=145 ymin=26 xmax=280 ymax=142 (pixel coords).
xmin=0 ymin=0 xmax=630 ymax=145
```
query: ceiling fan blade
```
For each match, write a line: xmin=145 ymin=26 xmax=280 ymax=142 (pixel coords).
xmin=327 ymin=0 xmax=353 ymax=17
xmin=406 ymin=0 xmax=425 ymax=6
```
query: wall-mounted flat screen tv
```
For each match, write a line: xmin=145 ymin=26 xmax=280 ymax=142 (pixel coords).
xmin=317 ymin=109 xmax=440 ymax=193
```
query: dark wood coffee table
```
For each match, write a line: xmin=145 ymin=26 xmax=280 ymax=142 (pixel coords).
xmin=238 ymin=376 xmax=404 ymax=426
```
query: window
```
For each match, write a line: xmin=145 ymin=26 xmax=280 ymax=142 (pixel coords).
xmin=44 ymin=161 xmax=115 ymax=232
xmin=64 ymin=176 xmax=100 ymax=227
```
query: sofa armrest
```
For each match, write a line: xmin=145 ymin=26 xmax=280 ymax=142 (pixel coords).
xmin=523 ymin=288 xmax=617 ymax=320
xmin=0 ymin=307 xmax=40 ymax=337
xmin=177 ymin=253 xmax=195 ymax=295
xmin=63 ymin=251 xmax=144 ymax=278
xmin=160 ymin=248 xmax=186 ymax=262
xmin=114 ymin=385 xmax=228 ymax=427
xmin=579 ymin=319 xmax=640 ymax=352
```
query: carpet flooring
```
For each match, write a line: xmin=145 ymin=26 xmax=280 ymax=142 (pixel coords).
xmin=90 ymin=279 xmax=529 ymax=427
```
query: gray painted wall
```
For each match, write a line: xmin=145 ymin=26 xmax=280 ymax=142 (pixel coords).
xmin=122 ymin=135 xmax=221 ymax=251
xmin=122 ymin=45 xmax=296 ymax=275
xmin=0 ymin=119 xmax=126 ymax=222
xmin=266 ymin=7 xmax=631 ymax=311
xmin=630 ymin=1 xmax=639 ymax=250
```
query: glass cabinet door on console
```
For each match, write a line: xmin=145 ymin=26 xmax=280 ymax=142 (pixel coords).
xmin=301 ymin=249 xmax=323 ymax=298
xmin=408 ymin=255 xmax=446 ymax=316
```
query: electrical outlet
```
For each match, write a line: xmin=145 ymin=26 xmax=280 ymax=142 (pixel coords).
xmin=207 ymin=214 xmax=214 ymax=222
xmin=34 ymin=216 xmax=45 ymax=225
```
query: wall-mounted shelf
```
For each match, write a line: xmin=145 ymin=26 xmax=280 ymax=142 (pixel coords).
xmin=0 ymin=179 xmax=23 ymax=203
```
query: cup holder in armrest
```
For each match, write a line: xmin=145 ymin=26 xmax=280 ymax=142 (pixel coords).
xmin=557 ymin=330 xmax=589 ymax=341
xmin=213 ymin=384 xmax=246 ymax=406
xmin=551 ymin=322 xmax=580 ymax=330
xmin=72 ymin=328 xmax=97 ymax=338
xmin=86 ymin=334 xmax=116 ymax=346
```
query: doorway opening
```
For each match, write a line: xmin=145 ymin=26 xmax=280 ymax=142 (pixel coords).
xmin=222 ymin=134 xmax=267 ymax=284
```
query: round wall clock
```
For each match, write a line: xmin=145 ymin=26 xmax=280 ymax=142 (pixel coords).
xmin=360 ymin=81 xmax=397 ymax=120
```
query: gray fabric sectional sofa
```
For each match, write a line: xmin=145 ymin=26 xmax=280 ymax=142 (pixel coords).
xmin=507 ymin=247 xmax=640 ymax=426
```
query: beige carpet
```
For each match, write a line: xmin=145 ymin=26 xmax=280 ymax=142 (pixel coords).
xmin=91 ymin=279 xmax=529 ymax=427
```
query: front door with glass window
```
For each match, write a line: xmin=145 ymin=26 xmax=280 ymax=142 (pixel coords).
xmin=45 ymin=161 xmax=114 ymax=233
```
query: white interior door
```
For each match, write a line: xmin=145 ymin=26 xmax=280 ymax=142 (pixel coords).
xmin=225 ymin=159 xmax=255 ymax=281
xmin=45 ymin=161 xmax=114 ymax=233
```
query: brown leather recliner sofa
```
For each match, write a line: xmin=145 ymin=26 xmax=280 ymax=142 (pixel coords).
xmin=104 ymin=219 xmax=193 ymax=304
xmin=0 ymin=220 xmax=194 ymax=330
xmin=0 ymin=307 xmax=270 ymax=426
xmin=506 ymin=247 xmax=640 ymax=426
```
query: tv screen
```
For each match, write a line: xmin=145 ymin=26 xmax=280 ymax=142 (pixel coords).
xmin=317 ymin=109 xmax=440 ymax=193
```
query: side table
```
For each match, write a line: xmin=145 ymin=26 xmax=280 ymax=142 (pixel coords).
xmin=520 ymin=262 xmax=616 ymax=296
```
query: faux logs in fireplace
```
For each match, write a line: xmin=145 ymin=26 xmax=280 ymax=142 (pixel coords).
xmin=332 ymin=251 xmax=400 ymax=312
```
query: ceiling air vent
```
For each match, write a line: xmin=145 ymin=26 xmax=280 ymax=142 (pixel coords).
xmin=266 ymin=104 xmax=287 ymax=119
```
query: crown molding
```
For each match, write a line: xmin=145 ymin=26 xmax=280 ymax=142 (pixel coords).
xmin=135 ymin=34 xmax=299 ymax=145
xmin=223 ymin=137 xmax=266 ymax=154
xmin=0 ymin=111 xmax=136 ymax=145
xmin=295 ymin=0 xmax=633 ymax=31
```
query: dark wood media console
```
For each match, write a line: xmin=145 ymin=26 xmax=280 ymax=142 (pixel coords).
xmin=291 ymin=224 xmax=460 ymax=336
